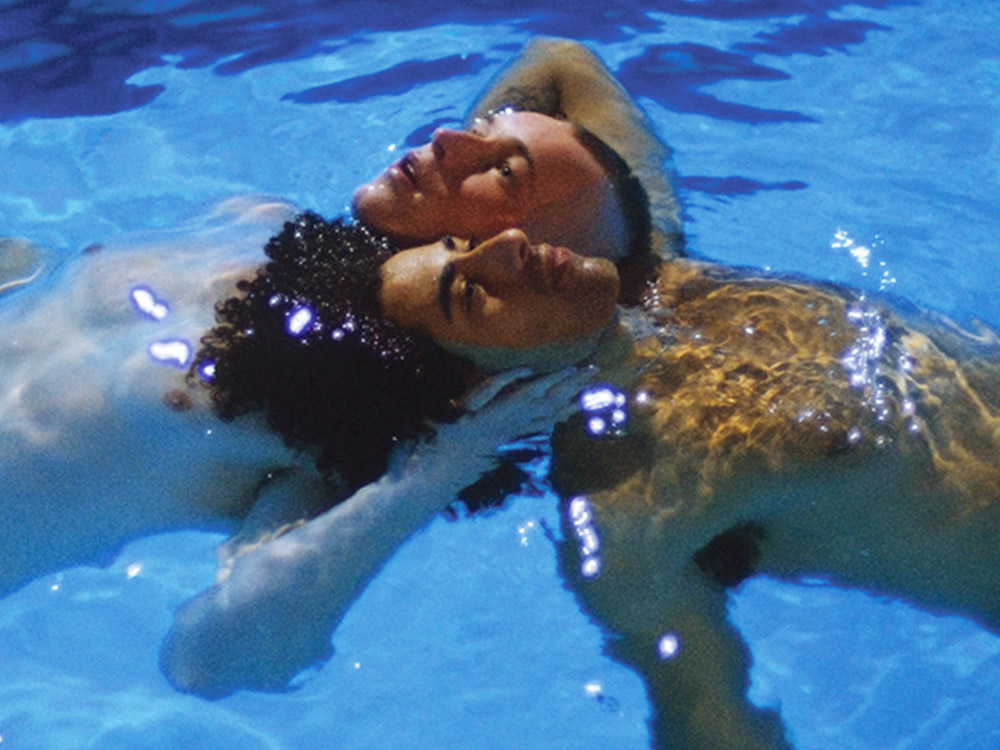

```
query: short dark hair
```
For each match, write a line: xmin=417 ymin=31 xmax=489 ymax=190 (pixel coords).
xmin=569 ymin=123 xmax=659 ymax=305
xmin=570 ymin=123 xmax=652 ymax=261
xmin=191 ymin=213 xmax=477 ymax=489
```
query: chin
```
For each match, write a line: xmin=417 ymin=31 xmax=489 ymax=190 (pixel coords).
xmin=351 ymin=187 xmax=390 ymax=230
xmin=350 ymin=182 xmax=375 ymax=214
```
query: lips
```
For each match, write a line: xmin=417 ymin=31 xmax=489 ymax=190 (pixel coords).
xmin=397 ymin=153 xmax=418 ymax=187
xmin=541 ymin=244 xmax=572 ymax=289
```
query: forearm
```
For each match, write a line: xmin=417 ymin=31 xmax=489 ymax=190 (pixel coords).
xmin=160 ymin=454 xmax=486 ymax=697
xmin=159 ymin=368 xmax=587 ymax=697
xmin=605 ymin=576 xmax=792 ymax=750
xmin=278 ymin=457 xmax=475 ymax=600
xmin=467 ymin=38 xmax=629 ymax=124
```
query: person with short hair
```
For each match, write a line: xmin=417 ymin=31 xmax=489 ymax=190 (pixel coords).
xmin=465 ymin=37 xmax=683 ymax=259
xmin=163 ymin=219 xmax=1000 ymax=750
xmin=353 ymin=38 xmax=679 ymax=269
xmin=196 ymin=211 xmax=618 ymax=491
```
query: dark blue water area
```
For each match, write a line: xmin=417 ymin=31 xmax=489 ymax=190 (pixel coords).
xmin=1 ymin=0 xmax=907 ymax=126
xmin=282 ymin=53 xmax=489 ymax=103
xmin=677 ymin=175 xmax=807 ymax=198
xmin=0 ymin=0 xmax=917 ymax=225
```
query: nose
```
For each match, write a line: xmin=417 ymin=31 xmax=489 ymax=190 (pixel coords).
xmin=431 ymin=127 xmax=492 ymax=174
xmin=456 ymin=229 xmax=532 ymax=281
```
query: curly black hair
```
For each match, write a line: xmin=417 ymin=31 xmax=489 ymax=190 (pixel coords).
xmin=191 ymin=212 xmax=477 ymax=489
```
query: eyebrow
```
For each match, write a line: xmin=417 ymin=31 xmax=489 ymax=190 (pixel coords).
xmin=478 ymin=113 xmax=535 ymax=175
xmin=438 ymin=261 xmax=456 ymax=322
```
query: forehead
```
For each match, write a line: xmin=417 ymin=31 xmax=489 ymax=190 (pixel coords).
xmin=379 ymin=243 xmax=450 ymax=324
xmin=475 ymin=110 xmax=575 ymax=143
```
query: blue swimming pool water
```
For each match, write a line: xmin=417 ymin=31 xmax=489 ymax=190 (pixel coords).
xmin=1 ymin=1 xmax=999 ymax=748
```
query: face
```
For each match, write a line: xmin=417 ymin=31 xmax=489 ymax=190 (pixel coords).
xmin=353 ymin=111 xmax=619 ymax=251
xmin=378 ymin=229 xmax=619 ymax=349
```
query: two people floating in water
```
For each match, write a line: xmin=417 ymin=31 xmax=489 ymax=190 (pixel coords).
xmin=2 ymin=38 xmax=998 ymax=750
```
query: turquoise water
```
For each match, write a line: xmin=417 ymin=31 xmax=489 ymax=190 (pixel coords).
xmin=1 ymin=1 xmax=999 ymax=747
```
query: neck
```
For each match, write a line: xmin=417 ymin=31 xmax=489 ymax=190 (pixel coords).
xmin=587 ymin=314 xmax=668 ymax=388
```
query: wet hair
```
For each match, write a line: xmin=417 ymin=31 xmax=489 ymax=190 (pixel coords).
xmin=190 ymin=212 xmax=477 ymax=489
xmin=485 ymin=102 xmax=652 ymax=261
xmin=570 ymin=123 xmax=652 ymax=261
xmin=568 ymin=123 xmax=661 ymax=306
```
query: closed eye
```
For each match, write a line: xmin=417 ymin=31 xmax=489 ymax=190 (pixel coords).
xmin=466 ymin=113 xmax=535 ymax=177
xmin=463 ymin=279 xmax=478 ymax=314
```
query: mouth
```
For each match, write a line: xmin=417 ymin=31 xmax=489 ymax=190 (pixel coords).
xmin=397 ymin=153 xmax=418 ymax=187
xmin=541 ymin=244 xmax=572 ymax=289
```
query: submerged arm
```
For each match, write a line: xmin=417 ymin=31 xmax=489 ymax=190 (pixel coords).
xmin=616 ymin=574 xmax=792 ymax=750
xmin=159 ymin=368 xmax=590 ymax=698
xmin=566 ymin=507 xmax=791 ymax=750
xmin=467 ymin=37 xmax=682 ymax=254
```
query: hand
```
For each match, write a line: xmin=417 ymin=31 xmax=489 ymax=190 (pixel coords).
xmin=159 ymin=367 xmax=595 ymax=699
xmin=403 ymin=366 xmax=596 ymax=485
xmin=159 ymin=532 xmax=334 ymax=698
xmin=442 ymin=365 xmax=594 ymax=443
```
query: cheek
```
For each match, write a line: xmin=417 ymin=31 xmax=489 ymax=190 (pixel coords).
xmin=503 ymin=299 xmax=579 ymax=345
xmin=550 ymin=288 xmax=614 ymax=340
xmin=468 ymin=301 xmax=538 ymax=347
xmin=553 ymin=303 xmax=596 ymax=339
xmin=355 ymin=189 xmax=443 ymax=242
xmin=456 ymin=179 xmax=524 ymax=223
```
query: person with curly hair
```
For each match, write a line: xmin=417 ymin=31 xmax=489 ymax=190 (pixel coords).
xmin=163 ymin=217 xmax=1000 ymax=750
xmin=0 ymin=197 xmax=617 ymax=617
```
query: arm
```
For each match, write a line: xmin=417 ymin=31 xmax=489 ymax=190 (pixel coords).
xmin=467 ymin=37 xmax=682 ymax=255
xmin=635 ymin=578 xmax=792 ymax=750
xmin=556 ymin=442 xmax=791 ymax=749
xmin=594 ymin=565 xmax=792 ymax=750
xmin=159 ymin=368 xmax=590 ymax=698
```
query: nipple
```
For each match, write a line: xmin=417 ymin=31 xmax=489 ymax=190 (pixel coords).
xmin=162 ymin=389 xmax=194 ymax=412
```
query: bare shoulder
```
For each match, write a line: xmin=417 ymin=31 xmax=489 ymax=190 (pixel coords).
xmin=556 ymin=260 xmax=1000 ymax=517
xmin=0 ymin=196 xmax=296 ymax=450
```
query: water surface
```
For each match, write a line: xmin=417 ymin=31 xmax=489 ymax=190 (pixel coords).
xmin=1 ymin=2 xmax=998 ymax=748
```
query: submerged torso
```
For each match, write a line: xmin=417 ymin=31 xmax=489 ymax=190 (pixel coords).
xmin=0 ymin=198 xmax=309 ymax=595
xmin=553 ymin=259 xmax=1000 ymax=632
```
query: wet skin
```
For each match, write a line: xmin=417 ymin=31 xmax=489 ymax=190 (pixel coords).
xmin=352 ymin=111 xmax=622 ymax=254
xmin=378 ymin=229 xmax=619 ymax=349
